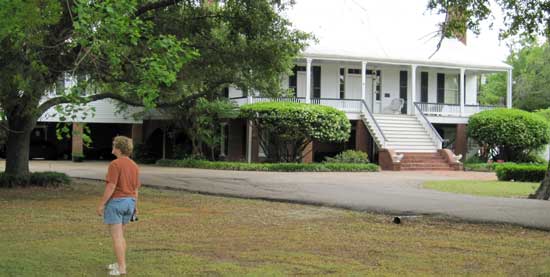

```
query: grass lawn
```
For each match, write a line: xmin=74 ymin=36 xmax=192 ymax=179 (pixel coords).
xmin=423 ymin=180 xmax=540 ymax=198
xmin=1 ymin=180 xmax=550 ymax=276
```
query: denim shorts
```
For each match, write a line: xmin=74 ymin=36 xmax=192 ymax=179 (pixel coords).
xmin=104 ymin=197 xmax=136 ymax=225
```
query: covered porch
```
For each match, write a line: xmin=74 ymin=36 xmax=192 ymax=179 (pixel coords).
xmin=230 ymin=57 xmax=512 ymax=119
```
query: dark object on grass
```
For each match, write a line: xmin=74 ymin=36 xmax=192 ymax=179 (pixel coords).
xmin=393 ymin=217 xmax=401 ymax=224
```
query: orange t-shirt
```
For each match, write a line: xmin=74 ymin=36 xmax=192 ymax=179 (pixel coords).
xmin=106 ymin=156 xmax=141 ymax=198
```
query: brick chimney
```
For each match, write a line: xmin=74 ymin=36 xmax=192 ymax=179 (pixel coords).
xmin=447 ymin=7 xmax=467 ymax=45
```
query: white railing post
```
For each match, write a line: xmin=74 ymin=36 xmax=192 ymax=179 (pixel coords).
xmin=507 ymin=68 xmax=513 ymax=108
xmin=411 ymin=64 xmax=417 ymax=115
xmin=460 ymin=68 xmax=465 ymax=116
xmin=361 ymin=61 xmax=367 ymax=100
xmin=305 ymin=58 xmax=312 ymax=104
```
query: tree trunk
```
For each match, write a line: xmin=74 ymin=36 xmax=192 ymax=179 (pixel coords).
xmin=529 ymin=158 xmax=550 ymax=200
xmin=5 ymin=116 xmax=36 ymax=177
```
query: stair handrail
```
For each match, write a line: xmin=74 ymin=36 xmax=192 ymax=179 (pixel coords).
xmin=360 ymin=99 xmax=387 ymax=148
xmin=414 ymin=102 xmax=443 ymax=149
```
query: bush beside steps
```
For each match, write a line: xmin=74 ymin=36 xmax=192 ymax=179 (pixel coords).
xmin=0 ymin=172 xmax=71 ymax=188
xmin=156 ymin=159 xmax=379 ymax=172
xmin=495 ymin=164 xmax=548 ymax=182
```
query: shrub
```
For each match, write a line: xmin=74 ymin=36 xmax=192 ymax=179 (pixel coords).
xmin=495 ymin=164 xmax=547 ymax=182
xmin=0 ymin=172 xmax=71 ymax=188
xmin=325 ymin=150 xmax=369 ymax=163
xmin=156 ymin=159 xmax=379 ymax=172
xmin=468 ymin=108 xmax=550 ymax=161
xmin=240 ymin=102 xmax=350 ymax=162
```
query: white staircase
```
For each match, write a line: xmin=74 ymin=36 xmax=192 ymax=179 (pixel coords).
xmin=372 ymin=114 xmax=439 ymax=153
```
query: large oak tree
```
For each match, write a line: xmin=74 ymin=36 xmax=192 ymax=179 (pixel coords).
xmin=0 ymin=0 xmax=307 ymax=178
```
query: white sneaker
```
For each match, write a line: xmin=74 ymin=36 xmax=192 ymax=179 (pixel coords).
xmin=106 ymin=263 xmax=118 ymax=270
xmin=109 ymin=268 xmax=126 ymax=275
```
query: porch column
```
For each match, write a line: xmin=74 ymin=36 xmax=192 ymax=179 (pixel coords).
xmin=410 ymin=64 xmax=417 ymax=115
xmin=460 ymin=68 xmax=465 ymax=116
xmin=305 ymin=58 xmax=312 ymax=103
xmin=507 ymin=68 xmax=513 ymax=108
xmin=361 ymin=61 xmax=367 ymax=100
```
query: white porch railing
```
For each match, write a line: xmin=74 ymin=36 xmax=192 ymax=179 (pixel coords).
xmin=230 ymin=96 xmax=306 ymax=106
xmin=413 ymin=103 xmax=443 ymax=149
xmin=230 ymin=96 xmax=361 ymax=112
xmin=311 ymin=98 xmax=362 ymax=112
xmin=416 ymin=102 xmax=503 ymax=117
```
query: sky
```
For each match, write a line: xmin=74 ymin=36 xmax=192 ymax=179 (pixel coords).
xmin=284 ymin=0 xmax=511 ymax=62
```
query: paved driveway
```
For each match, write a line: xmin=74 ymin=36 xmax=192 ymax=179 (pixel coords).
xmin=17 ymin=160 xmax=550 ymax=230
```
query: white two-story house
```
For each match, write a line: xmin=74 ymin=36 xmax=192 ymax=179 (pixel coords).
xmin=30 ymin=0 xmax=512 ymax=170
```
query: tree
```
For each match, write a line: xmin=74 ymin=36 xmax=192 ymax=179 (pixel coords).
xmin=153 ymin=0 xmax=309 ymax=159
xmin=0 ymin=0 xmax=307 ymax=179
xmin=468 ymin=108 xmax=550 ymax=162
xmin=429 ymin=0 xmax=550 ymax=199
xmin=241 ymin=102 xmax=350 ymax=162
xmin=478 ymin=73 xmax=506 ymax=106
xmin=478 ymin=42 xmax=550 ymax=110
xmin=169 ymin=98 xmax=239 ymax=159
xmin=0 ymin=1 xmax=194 ymax=178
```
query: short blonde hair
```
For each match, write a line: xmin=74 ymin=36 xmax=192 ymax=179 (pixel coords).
xmin=113 ymin=136 xmax=133 ymax=156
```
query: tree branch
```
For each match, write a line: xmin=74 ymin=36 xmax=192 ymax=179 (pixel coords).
xmin=135 ymin=0 xmax=186 ymax=17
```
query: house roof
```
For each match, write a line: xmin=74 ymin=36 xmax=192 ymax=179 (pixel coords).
xmin=285 ymin=0 xmax=512 ymax=71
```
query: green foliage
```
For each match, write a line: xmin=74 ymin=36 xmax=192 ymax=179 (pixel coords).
xmin=509 ymin=42 xmax=550 ymax=111
xmin=155 ymin=0 xmax=310 ymax=98
xmin=168 ymin=98 xmax=238 ymax=159
xmin=535 ymin=108 xmax=550 ymax=123
xmin=241 ymin=102 xmax=351 ymax=162
xmin=495 ymin=164 xmax=547 ymax=182
xmin=468 ymin=109 xmax=550 ymax=161
xmin=325 ymin=150 xmax=369 ymax=164
xmin=0 ymin=171 xmax=70 ymax=188
xmin=156 ymin=159 xmax=379 ymax=172
xmin=478 ymin=73 xmax=506 ymax=106
xmin=429 ymin=0 xmax=550 ymax=41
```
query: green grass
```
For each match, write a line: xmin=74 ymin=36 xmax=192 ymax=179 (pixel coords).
xmin=424 ymin=180 xmax=540 ymax=197
xmin=1 ymin=180 xmax=550 ymax=276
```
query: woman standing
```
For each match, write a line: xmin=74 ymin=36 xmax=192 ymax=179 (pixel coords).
xmin=96 ymin=136 xmax=141 ymax=276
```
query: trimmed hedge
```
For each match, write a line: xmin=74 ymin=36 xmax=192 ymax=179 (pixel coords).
xmin=495 ymin=164 xmax=548 ymax=182
xmin=0 ymin=172 xmax=71 ymax=188
xmin=325 ymin=150 xmax=369 ymax=163
xmin=156 ymin=159 xmax=380 ymax=172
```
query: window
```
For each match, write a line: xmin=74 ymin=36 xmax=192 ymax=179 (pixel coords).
xmin=313 ymin=66 xmax=321 ymax=98
xmin=348 ymin=68 xmax=362 ymax=75
xmin=421 ymin=72 xmax=428 ymax=102
xmin=288 ymin=65 xmax=305 ymax=96
xmin=367 ymin=69 xmax=382 ymax=101
xmin=437 ymin=73 xmax=445 ymax=103
xmin=444 ymin=74 xmax=459 ymax=104
xmin=339 ymin=68 xmax=345 ymax=99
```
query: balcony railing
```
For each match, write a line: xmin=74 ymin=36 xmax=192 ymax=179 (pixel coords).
xmin=415 ymin=102 xmax=503 ymax=117
xmin=231 ymin=97 xmax=503 ymax=117
xmin=230 ymin=96 xmax=362 ymax=113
